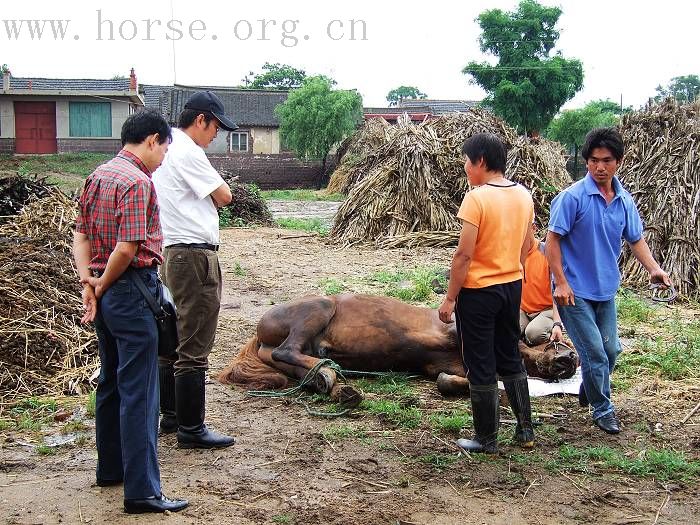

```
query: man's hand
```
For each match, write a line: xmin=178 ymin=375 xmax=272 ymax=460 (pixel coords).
xmin=82 ymin=276 xmax=106 ymax=299
xmin=438 ymin=297 xmax=456 ymax=324
xmin=649 ymin=268 xmax=672 ymax=287
xmin=553 ymin=281 xmax=575 ymax=306
xmin=550 ymin=325 xmax=564 ymax=342
xmin=80 ymin=284 xmax=97 ymax=323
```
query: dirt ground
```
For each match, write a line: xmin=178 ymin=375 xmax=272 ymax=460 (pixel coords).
xmin=1 ymin=226 xmax=699 ymax=525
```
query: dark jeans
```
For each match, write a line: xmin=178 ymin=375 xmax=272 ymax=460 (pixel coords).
xmin=94 ymin=267 xmax=161 ymax=500
xmin=159 ymin=246 xmax=222 ymax=375
xmin=558 ymin=296 xmax=620 ymax=420
xmin=454 ymin=280 xmax=525 ymax=385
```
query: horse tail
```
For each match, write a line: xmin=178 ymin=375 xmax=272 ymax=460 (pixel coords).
xmin=217 ymin=336 xmax=289 ymax=390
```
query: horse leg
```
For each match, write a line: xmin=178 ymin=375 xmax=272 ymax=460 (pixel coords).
xmin=259 ymin=346 xmax=362 ymax=407
xmin=424 ymin=356 xmax=470 ymax=397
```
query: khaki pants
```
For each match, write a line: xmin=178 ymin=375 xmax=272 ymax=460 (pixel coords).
xmin=519 ymin=308 xmax=553 ymax=346
xmin=159 ymin=246 xmax=222 ymax=375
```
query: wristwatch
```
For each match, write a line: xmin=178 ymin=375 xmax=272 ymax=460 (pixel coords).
xmin=552 ymin=321 xmax=564 ymax=330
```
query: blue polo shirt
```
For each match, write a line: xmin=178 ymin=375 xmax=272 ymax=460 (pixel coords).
xmin=548 ymin=174 xmax=643 ymax=301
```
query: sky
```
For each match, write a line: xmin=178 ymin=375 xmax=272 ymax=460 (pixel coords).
xmin=2 ymin=0 xmax=698 ymax=110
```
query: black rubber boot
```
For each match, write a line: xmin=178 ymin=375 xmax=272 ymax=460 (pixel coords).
xmin=175 ymin=370 xmax=235 ymax=449
xmin=158 ymin=363 xmax=177 ymax=434
xmin=456 ymin=383 xmax=499 ymax=454
xmin=502 ymin=373 xmax=535 ymax=448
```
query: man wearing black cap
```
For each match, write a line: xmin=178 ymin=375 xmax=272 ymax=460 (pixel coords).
xmin=152 ymin=91 xmax=237 ymax=449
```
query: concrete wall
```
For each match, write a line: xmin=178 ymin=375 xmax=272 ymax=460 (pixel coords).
xmin=251 ymin=127 xmax=280 ymax=154
xmin=0 ymin=99 xmax=13 ymax=137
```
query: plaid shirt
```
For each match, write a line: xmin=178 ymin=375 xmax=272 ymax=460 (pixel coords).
xmin=75 ymin=150 xmax=163 ymax=270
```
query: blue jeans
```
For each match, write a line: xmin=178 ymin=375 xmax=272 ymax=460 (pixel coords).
xmin=558 ymin=296 xmax=621 ymax=420
xmin=94 ymin=268 xmax=161 ymax=500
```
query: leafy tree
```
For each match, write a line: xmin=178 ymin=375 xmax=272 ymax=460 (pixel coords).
xmin=546 ymin=102 xmax=618 ymax=176
xmin=275 ymin=76 xmax=363 ymax=186
xmin=463 ymin=0 xmax=583 ymax=135
xmin=655 ymin=74 xmax=700 ymax=103
xmin=0 ymin=64 xmax=10 ymax=75
xmin=386 ymin=86 xmax=427 ymax=107
xmin=249 ymin=62 xmax=307 ymax=90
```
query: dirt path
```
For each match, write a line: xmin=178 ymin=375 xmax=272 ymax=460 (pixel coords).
xmin=1 ymin=227 xmax=698 ymax=524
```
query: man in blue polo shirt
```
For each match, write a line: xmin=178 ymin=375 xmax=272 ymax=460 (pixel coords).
xmin=546 ymin=127 xmax=671 ymax=435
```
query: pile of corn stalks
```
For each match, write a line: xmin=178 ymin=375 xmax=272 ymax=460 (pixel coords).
xmin=618 ymin=99 xmax=700 ymax=299
xmin=0 ymin=191 xmax=98 ymax=403
xmin=329 ymin=109 xmax=570 ymax=247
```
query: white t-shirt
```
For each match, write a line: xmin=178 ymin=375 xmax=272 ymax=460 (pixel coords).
xmin=153 ymin=128 xmax=225 ymax=246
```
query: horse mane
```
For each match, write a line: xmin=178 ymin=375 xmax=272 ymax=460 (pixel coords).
xmin=217 ymin=336 xmax=289 ymax=390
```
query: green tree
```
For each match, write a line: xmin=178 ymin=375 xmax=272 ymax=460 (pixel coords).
xmin=0 ymin=64 xmax=10 ymax=75
xmin=275 ymin=76 xmax=363 ymax=186
xmin=249 ymin=62 xmax=307 ymax=90
xmin=546 ymin=102 xmax=618 ymax=176
xmin=386 ymin=86 xmax=427 ymax=107
xmin=463 ymin=0 xmax=583 ymax=135
xmin=655 ymin=74 xmax=700 ymax=103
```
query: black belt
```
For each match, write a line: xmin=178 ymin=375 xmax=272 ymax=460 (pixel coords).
xmin=91 ymin=266 xmax=157 ymax=277
xmin=168 ymin=243 xmax=219 ymax=252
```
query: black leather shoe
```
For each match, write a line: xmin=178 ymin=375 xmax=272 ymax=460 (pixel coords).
xmin=96 ymin=478 xmax=122 ymax=487
xmin=124 ymin=494 xmax=188 ymax=514
xmin=578 ymin=382 xmax=589 ymax=407
xmin=594 ymin=413 xmax=620 ymax=434
xmin=159 ymin=414 xmax=178 ymax=434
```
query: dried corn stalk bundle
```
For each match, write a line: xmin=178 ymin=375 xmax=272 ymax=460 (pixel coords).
xmin=618 ymin=99 xmax=700 ymax=298
xmin=0 ymin=191 xmax=98 ymax=403
xmin=330 ymin=109 xmax=570 ymax=247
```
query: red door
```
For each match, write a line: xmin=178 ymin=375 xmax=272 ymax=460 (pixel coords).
xmin=14 ymin=102 xmax=57 ymax=154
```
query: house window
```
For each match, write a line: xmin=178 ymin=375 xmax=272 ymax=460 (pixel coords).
xmin=230 ymin=131 xmax=248 ymax=152
xmin=69 ymin=102 xmax=111 ymax=137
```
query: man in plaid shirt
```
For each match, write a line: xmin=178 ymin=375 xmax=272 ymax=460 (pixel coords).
xmin=73 ymin=109 xmax=187 ymax=514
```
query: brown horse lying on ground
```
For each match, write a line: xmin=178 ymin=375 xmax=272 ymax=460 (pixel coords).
xmin=218 ymin=294 xmax=578 ymax=406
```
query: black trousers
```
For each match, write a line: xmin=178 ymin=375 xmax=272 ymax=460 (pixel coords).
xmin=454 ymin=280 xmax=525 ymax=386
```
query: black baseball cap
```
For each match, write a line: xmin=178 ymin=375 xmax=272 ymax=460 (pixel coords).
xmin=184 ymin=91 xmax=238 ymax=131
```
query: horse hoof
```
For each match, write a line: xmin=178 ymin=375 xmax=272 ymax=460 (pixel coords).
xmin=331 ymin=385 xmax=363 ymax=409
xmin=313 ymin=367 xmax=337 ymax=394
xmin=436 ymin=373 xmax=470 ymax=397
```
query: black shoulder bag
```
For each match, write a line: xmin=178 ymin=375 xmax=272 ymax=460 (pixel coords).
xmin=128 ymin=269 xmax=179 ymax=358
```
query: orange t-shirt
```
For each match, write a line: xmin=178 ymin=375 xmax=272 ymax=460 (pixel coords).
xmin=521 ymin=242 xmax=553 ymax=313
xmin=457 ymin=183 xmax=534 ymax=289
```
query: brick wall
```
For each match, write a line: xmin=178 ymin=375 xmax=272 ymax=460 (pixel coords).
xmin=208 ymin=153 xmax=336 ymax=189
xmin=0 ymin=138 xmax=15 ymax=154
xmin=57 ymin=138 xmax=122 ymax=154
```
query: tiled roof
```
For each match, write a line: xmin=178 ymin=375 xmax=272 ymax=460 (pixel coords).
xmin=161 ymin=86 xmax=289 ymax=127
xmin=399 ymin=99 xmax=480 ymax=115
xmin=364 ymin=106 xmax=432 ymax=114
xmin=8 ymin=77 xmax=132 ymax=91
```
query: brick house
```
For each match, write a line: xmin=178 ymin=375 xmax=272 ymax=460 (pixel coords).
xmin=0 ymin=69 xmax=143 ymax=155
xmin=142 ymin=84 xmax=326 ymax=188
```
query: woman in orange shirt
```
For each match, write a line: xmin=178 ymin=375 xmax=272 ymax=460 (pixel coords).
xmin=520 ymin=222 xmax=564 ymax=346
xmin=439 ymin=133 xmax=535 ymax=454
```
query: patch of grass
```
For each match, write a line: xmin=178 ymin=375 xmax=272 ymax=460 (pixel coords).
xmin=75 ymin=435 xmax=89 ymax=447
xmin=509 ymin=452 xmax=544 ymax=466
xmin=10 ymin=397 xmax=58 ymax=431
xmin=0 ymin=419 xmax=13 ymax=430
xmin=6 ymin=153 xmax=111 ymax=178
xmin=271 ymin=514 xmax=294 ymax=524
xmin=354 ymin=373 xmax=416 ymax=397
xmin=416 ymin=452 xmax=461 ymax=471
xmin=616 ymin=290 xmax=656 ymax=325
xmin=319 ymin=278 xmax=345 ymax=295
xmin=321 ymin=424 xmax=366 ymax=441
xmin=261 ymin=189 xmax=344 ymax=201
xmin=617 ymin=319 xmax=700 ymax=381
xmin=276 ymin=217 xmax=329 ymax=236
xmin=61 ymin=420 xmax=88 ymax=434
xmin=360 ymin=399 xmax=421 ymax=429
xmin=14 ymin=397 xmax=58 ymax=412
xmin=366 ymin=267 xmax=446 ymax=303
xmin=548 ymin=444 xmax=700 ymax=482
xmin=232 ymin=261 xmax=247 ymax=276
xmin=86 ymin=390 xmax=96 ymax=418
xmin=429 ymin=410 xmax=472 ymax=434
xmin=36 ymin=444 xmax=57 ymax=456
